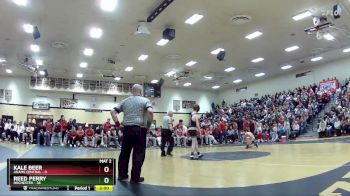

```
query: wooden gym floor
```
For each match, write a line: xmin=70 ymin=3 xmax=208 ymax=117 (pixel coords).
xmin=0 ymin=137 xmax=350 ymax=196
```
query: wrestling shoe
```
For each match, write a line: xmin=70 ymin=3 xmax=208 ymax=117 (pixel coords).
xmin=167 ymin=153 xmax=173 ymax=157
xmin=190 ymin=152 xmax=195 ymax=160
xmin=197 ymin=153 xmax=204 ymax=158
xmin=255 ymin=143 xmax=258 ymax=148
xmin=161 ymin=152 xmax=166 ymax=157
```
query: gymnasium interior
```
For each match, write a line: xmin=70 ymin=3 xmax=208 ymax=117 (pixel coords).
xmin=0 ymin=0 xmax=350 ymax=195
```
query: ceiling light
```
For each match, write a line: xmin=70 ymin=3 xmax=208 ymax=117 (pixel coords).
xmin=285 ymin=45 xmax=300 ymax=52
xmin=114 ymin=77 xmax=121 ymax=81
xmin=251 ymin=57 xmax=264 ymax=63
xmin=224 ymin=67 xmax=236 ymax=72
xmin=83 ymin=48 xmax=94 ymax=56
xmin=100 ymin=0 xmax=117 ymax=12
xmin=184 ymin=83 xmax=192 ymax=87
xmin=281 ymin=65 xmax=293 ymax=70
xmin=138 ymin=54 xmax=148 ymax=61
xmin=151 ymin=80 xmax=159 ymax=84
xmin=13 ymin=0 xmax=27 ymax=6
xmin=233 ymin=79 xmax=242 ymax=84
xmin=76 ymin=73 xmax=83 ymax=78
xmin=212 ymin=85 xmax=220 ymax=89
xmin=89 ymin=27 xmax=103 ymax=39
xmin=343 ymin=48 xmax=350 ymax=53
xmin=166 ymin=71 xmax=176 ymax=77
xmin=80 ymin=62 xmax=88 ymax=68
xmin=311 ymin=56 xmax=323 ymax=62
xmin=185 ymin=14 xmax=204 ymax=25
xmin=204 ymin=76 xmax=213 ymax=80
xmin=6 ymin=69 xmax=13 ymax=74
xmin=35 ymin=59 xmax=43 ymax=66
xmin=30 ymin=44 xmax=40 ymax=53
xmin=39 ymin=70 xmax=45 ymax=75
xmin=125 ymin=66 xmax=133 ymax=72
xmin=211 ymin=48 xmax=224 ymax=55
xmin=255 ymin=72 xmax=265 ymax=77
xmin=323 ymin=33 xmax=335 ymax=41
xmin=185 ymin=61 xmax=197 ymax=66
xmin=0 ymin=58 xmax=6 ymax=63
xmin=23 ymin=24 xmax=33 ymax=33
xmin=156 ymin=38 xmax=169 ymax=46
xmin=292 ymin=11 xmax=312 ymax=21
xmin=245 ymin=31 xmax=263 ymax=40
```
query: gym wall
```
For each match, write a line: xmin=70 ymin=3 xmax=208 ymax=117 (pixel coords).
xmin=0 ymin=104 xmax=191 ymax=126
xmin=0 ymin=76 xmax=214 ymax=125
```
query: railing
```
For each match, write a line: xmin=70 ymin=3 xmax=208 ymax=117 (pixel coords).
xmin=29 ymin=76 xmax=133 ymax=96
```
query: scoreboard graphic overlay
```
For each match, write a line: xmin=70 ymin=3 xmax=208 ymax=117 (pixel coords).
xmin=7 ymin=158 xmax=115 ymax=191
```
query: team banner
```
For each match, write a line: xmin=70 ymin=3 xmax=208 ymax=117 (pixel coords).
xmin=319 ymin=80 xmax=339 ymax=92
xmin=32 ymin=102 xmax=50 ymax=110
xmin=60 ymin=98 xmax=78 ymax=108
xmin=182 ymin=100 xmax=196 ymax=109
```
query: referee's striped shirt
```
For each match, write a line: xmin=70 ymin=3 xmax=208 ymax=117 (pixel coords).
xmin=115 ymin=96 xmax=152 ymax=126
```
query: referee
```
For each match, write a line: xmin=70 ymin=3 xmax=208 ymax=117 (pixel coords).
xmin=110 ymin=84 xmax=153 ymax=183
xmin=161 ymin=111 xmax=174 ymax=157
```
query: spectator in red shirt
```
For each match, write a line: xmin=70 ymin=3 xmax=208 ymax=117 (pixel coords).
xmin=84 ymin=125 xmax=95 ymax=147
xmin=76 ymin=126 xmax=85 ymax=147
xmin=51 ymin=121 xmax=63 ymax=146
xmin=243 ymin=117 xmax=250 ymax=133
xmin=103 ymin=118 xmax=112 ymax=147
xmin=104 ymin=119 xmax=112 ymax=132
xmin=59 ymin=115 xmax=68 ymax=146
xmin=204 ymin=127 xmax=217 ymax=145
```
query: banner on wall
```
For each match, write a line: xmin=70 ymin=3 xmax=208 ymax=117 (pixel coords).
xmin=173 ymin=100 xmax=180 ymax=112
xmin=319 ymin=80 xmax=339 ymax=93
xmin=4 ymin=89 xmax=12 ymax=102
xmin=0 ymin=89 xmax=12 ymax=103
xmin=60 ymin=98 xmax=78 ymax=108
xmin=182 ymin=100 xmax=196 ymax=109
xmin=32 ymin=102 xmax=50 ymax=110
xmin=0 ymin=89 xmax=4 ymax=103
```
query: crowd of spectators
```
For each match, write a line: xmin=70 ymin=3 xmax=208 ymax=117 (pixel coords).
xmin=178 ymin=80 xmax=337 ymax=145
xmin=0 ymin=116 xmax=122 ymax=148
xmin=1 ymin=78 xmax=349 ymax=149
xmin=317 ymin=79 xmax=350 ymax=137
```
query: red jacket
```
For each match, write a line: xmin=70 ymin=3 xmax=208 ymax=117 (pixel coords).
xmin=219 ymin=122 xmax=227 ymax=133
xmin=60 ymin=120 xmax=68 ymax=131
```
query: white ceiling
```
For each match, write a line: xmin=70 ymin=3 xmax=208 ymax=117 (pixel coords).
xmin=0 ymin=0 xmax=350 ymax=90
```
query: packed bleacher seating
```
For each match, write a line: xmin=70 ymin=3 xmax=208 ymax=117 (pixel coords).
xmin=317 ymin=78 xmax=350 ymax=138
xmin=1 ymin=78 xmax=349 ymax=148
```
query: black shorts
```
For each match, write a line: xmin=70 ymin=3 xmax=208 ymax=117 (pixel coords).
xmin=188 ymin=129 xmax=197 ymax=137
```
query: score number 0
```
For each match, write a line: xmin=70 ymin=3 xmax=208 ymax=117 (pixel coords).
xmin=103 ymin=166 xmax=110 ymax=184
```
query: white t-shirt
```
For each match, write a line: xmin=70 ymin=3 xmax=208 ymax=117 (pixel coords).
xmin=4 ymin=123 xmax=12 ymax=130
xmin=334 ymin=120 xmax=341 ymax=129
xmin=17 ymin=125 xmax=25 ymax=134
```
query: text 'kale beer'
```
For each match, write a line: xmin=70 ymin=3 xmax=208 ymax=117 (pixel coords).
xmin=13 ymin=165 xmax=43 ymax=171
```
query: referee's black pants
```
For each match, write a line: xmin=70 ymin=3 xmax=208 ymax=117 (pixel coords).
xmin=161 ymin=129 xmax=174 ymax=154
xmin=118 ymin=126 xmax=146 ymax=181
